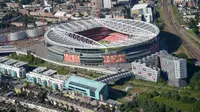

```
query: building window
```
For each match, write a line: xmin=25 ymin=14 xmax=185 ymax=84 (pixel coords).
xmin=37 ymin=78 xmax=41 ymax=84
xmin=60 ymin=84 xmax=63 ymax=89
xmin=90 ymin=91 xmax=95 ymax=97
xmin=48 ymin=81 xmax=52 ymax=87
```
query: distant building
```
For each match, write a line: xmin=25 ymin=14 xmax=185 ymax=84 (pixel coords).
xmin=103 ymin=0 xmax=112 ymax=9
xmin=0 ymin=57 xmax=27 ymax=78
xmin=131 ymin=3 xmax=153 ymax=22
xmin=6 ymin=3 xmax=21 ymax=9
xmin=132 ymin=52 xmax=160 ymax=82
xmin=186 ymin=0 xmax=199 ymax=7
xmin=26 ymin=67 xmax=66 ymax=90
xmin=64 ymin=75 xmax=109 ymax=101
xmin=54 ymin=11 xmax=67 ymax=18
xmin=197 ymin=23 xmax=200 ymax=32
xmin=22 ymin=4 xmax=40 ymax=9
xmin=173 ymin=0 xmax=185 ymax=4
xmin=70 ymin=0 xmax=92 ymax=7
xmin=174 ymin=0 xmax=199 ymax=7
xmin=29 ymin=11 xmax=54 ymax=18
xmin=159 ymin=51 xmax=187 ymax=87
xmin=11 ymin=22 xmax=24 ymax=27
xmin=91 ymin=0 xmax=103 ymax=9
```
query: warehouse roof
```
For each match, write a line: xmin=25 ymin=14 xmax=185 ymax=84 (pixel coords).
xmin=65 ymin=75 xmax=106 ymax=93
xmin=131 ymin=3 xmax=149 ymax=11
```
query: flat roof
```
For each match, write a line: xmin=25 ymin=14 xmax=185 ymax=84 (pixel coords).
xmin=52 ymin=74 xmax=67 ymax=80
xmin=33 ymin=67 xmax=47 ymax=73
xmin=42 ymin=69 xmax=57 ymax=76
xmin=65 ymin=75 xmax=106 ymax=93
xmin=13 ymin=61 xmax=28 ymax=67
xmin=4 ymin=59 xmax=18 ymax=65
xmin=0 ymin=57 xmax=27 ymax=67
xmin=131 ymin=3 xmax=149 ymax=11
xmin=0 ymin=57 xmax=9 ymax=63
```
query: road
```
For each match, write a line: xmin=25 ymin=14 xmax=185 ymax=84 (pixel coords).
xmin=161 ymin=0 xmax=200 ymax=61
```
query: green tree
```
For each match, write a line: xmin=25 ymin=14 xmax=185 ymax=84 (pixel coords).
xmin=176 ymin=53 xmax=188 ymax=59
xmin=152 ymin=91 xmax=159 ymax=97
xmin=190 ymin=71 xmax=200 ymax=90
xmin=188 ymin=18 xmax=197 ymax=29
xmin=170 ymin=91 xmax=180 ymax=101
xmin=99 ymin=13 xmax=105 ymax=18
xmin=19 ymin=14 xmax=35 ymax=27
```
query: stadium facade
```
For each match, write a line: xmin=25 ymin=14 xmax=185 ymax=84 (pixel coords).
xmin=44 ymin=19 xmax=160 ymax=66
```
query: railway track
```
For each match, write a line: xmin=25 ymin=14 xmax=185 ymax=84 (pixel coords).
xmin=162 ymin=0 xmax=200 ymax=60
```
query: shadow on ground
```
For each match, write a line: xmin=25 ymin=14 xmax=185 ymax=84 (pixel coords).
xmin=108 ymin=76 xmax=133 ymax=100
xmin=187 ymin=60 xmax=200 ymax=82
xmin=109 ymin=88 xmax=127 ymax=100
xmin=159 ymin=31 xmax=182 ymax=53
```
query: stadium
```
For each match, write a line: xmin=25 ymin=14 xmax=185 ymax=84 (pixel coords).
xmin=44 ymin=19 xmax=160 ymax=66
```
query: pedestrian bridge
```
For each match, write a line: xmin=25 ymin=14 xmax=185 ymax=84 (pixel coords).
xmin=95 ymin=71 xmax=133 ymax=83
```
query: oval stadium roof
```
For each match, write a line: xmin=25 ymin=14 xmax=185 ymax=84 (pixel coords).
xmin=44 ymin=18 xmax=160 ymax=49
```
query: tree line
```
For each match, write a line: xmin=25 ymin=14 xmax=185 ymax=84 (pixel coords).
xmin=123 ymin=90 xmax=200 ymax=112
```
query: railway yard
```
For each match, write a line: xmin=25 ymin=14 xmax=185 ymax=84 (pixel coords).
xmin=162 ymin=0 xmax=200 ymax=61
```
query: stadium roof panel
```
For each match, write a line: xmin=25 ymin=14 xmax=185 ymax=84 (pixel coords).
xmin=45 ymin=19 xmax=159 ymax=49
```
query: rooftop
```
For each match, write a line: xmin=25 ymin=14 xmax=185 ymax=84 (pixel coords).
xmin=54 ymin=11 xmax=66 ymax=17
xmin=0 ymin=57 xmax=27 ymax=67
xmin=65 ymin=75 xmax=106 ymax=93
xmin=131 ymin=3 xmax=149 ymax=11
xmin=52 ymin=74 xmax=67 ymax=80
xmin=0 ymin=57 xmax=9 ymax=63
xmin=13 ymin=61 xmax=28 ymax=67
xmin=45 ymin=18 xmax=159 ymax=49
xmin=32 ymin=67 xmax=47 ymax=73
xmin=4 ymin=59 xmax=18 ymax=65
xmin=30 ymin=68 xmax=67 ymax=81
xmin=42 ymin=69 xmax=57 ymax=76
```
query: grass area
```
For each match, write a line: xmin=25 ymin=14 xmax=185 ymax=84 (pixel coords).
xmin=128 ymin=80 xmax=180 ymax=92
xmin=173 ymin=45 xmax=191 ymax=58
xmin=190 ymin=92 xmax=200 ymax=99
xmin=187 ymin=30 xmax=200 ymax=40
xmin=153 ymin=97 xmax=200 ymax=112
xmin=190 ymin=38 xmax=200 ymax=48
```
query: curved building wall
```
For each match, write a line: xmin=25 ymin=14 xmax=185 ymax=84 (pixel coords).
xmin=8 ymin=31 xmax=28 ymax=41
xmin=46 ymin=36 xmax=159 ymax=66
xmin=26 ymin=28 xmax=44 ymax=37
xmin=0 ymin=35 xmax=6 ymax=43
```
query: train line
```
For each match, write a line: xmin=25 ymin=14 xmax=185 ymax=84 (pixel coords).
xmin=162 ymin=0 xmax=200 ymax=61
